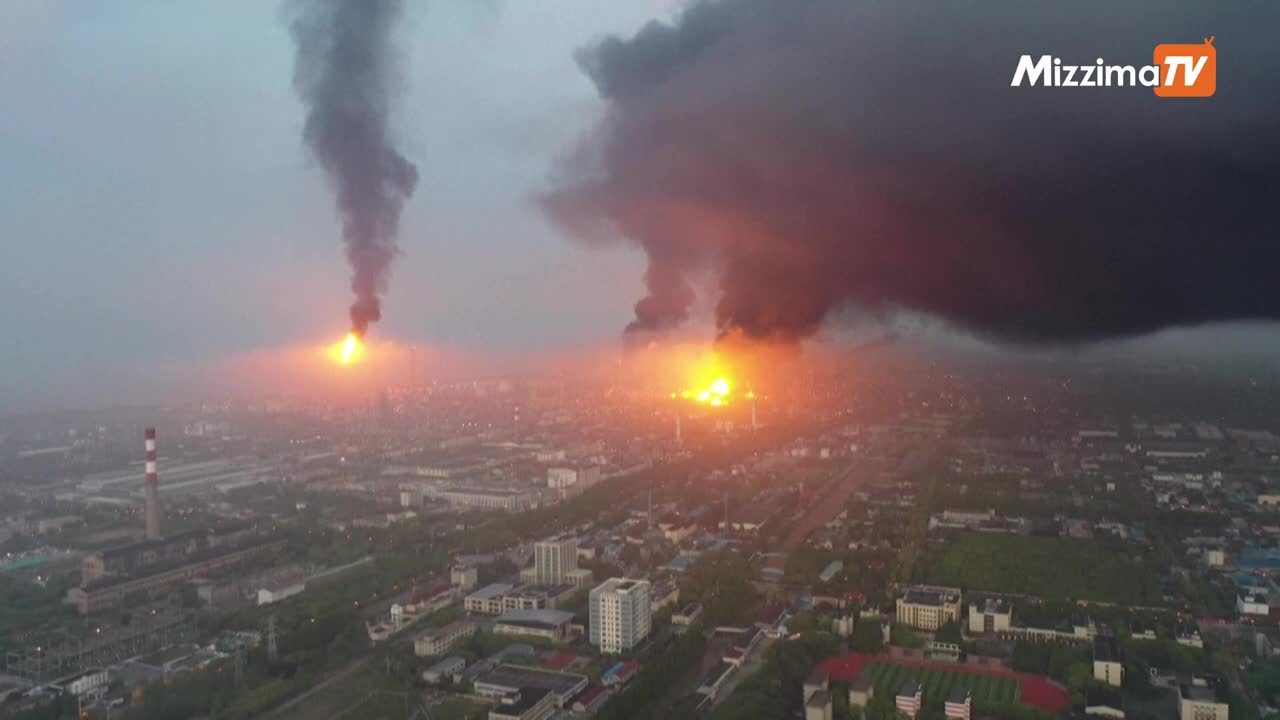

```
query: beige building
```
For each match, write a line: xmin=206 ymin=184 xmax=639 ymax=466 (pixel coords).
xmin=896 ymin=586 xmax=961 ymax=631
xmin=804 ymin=667 xmax=832 ymax=720
xmin=466 ymin=583 xmax=515 ymax=615
xmin=1093 ymin=637 xmax=1124 ymax=687
xmin=849 ymin=676 xmax=875 ymax=708
xmin=805 ymin=691 xmax=833 ymax=720
xmin=967 ymin=597 xmax=1011 ymax=634
xmin=414 ymin=620 xmax=477 ymax=657
xmin=1180 ymin=683 xmax=1229 ymax=720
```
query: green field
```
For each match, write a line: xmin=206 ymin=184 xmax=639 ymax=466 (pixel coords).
xmin=925 ymin=532 xmax=1161 ymax=604
xmin=862 ymin=662 xmax=1020 ymax=705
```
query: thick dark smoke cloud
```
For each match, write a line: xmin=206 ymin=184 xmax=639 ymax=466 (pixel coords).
xmin=288 ymin=0 xmax=418 ymax=337
xmin=546 ymin=0 xmax=1280 ymax=344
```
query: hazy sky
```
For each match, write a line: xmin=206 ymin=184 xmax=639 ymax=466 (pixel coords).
xmin=0 ymin=1 xmax=684 ymax=409
xmin=2 ymin=1 xmax=1278 ymax=413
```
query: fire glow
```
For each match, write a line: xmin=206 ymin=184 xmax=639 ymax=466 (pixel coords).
xmin=330 ymin=332 xmax=365 ymax=366
xmin=670 ymin=353 xmax=752 ymax=408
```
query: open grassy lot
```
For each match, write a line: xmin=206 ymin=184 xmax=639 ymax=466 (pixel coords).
xmin=925 ymin=532 xmax=1161 ymax=604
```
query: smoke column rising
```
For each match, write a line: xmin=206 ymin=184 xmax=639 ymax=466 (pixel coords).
xmin=288 ymin=0 xmax=418 ymax=337
xmin=546 ymin=0 xmax=1280 ymax=346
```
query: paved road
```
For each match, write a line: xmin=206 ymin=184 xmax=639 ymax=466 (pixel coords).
xmin=782 ymin=459 xmax=863 ymax=549
xmin=708 ymin=635 xmax=775 ymax=710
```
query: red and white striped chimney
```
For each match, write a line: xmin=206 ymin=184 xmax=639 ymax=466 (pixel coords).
xmin=144 ymin=427 xmax=161 ymax=540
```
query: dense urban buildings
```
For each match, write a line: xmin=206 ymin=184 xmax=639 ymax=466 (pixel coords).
xmin=6 ymin=353 xmax=1280 ymax=720
xmin=7 ymin=2 xmax=1280 ymax=719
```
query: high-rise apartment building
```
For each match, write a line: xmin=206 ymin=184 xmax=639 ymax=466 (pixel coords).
xmin=534 ymin=535 xmax=578 ymax=585
xmin=589 ymin=578 xmax=651 ymax=654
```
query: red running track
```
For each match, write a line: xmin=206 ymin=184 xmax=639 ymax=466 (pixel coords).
xmin=823 ymin=653 xmax=1070 ymax=713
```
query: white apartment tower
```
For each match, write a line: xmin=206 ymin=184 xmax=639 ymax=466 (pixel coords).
xmin=534 ymin=535 xmax=579 ymax=585
xmin=590 ymin=578 xmax=651 ymax=654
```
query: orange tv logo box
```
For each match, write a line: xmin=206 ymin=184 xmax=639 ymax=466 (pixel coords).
xmin=1154 ymin=36 xmax=1215 ymax=97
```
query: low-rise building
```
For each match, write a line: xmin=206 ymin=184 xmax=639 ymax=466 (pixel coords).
xmin=805 ymin=690 xmax=833 ymax=720
xmin=1093 ymin=636 xmax=1124 ymax=687
xmin=65 ymin=538 xmax=287 ymax=615
xmin=697 ymin=662 xmax=735 ymax=700
xmin=466 ymin=584 xmax=515 ymax=615
xmin=474 ymin=664 xmax=588 ymax=708
xmin=433 ymin=487 xmax=537 ymax=513
xmin=896 ymin=681 xmax=923 ymax=718
xmin=1238 ymin=592 xmax=1270 ymax=618
xmin=1179 ymin=682 xmax=1229 ymax=720
xmin=804 ymin=667 xmax=829 ymax=700
xmin=896 ymin=586 xmax=961 ymax=631
xmin=1086 ymin=687 xmax=1125 ymax=719
xmin=651 ymin=581 xmax=680 ymax=613
xmin=489 ymin=687 xmax=556 ymax=720
xmin=1177 ymin=627 xmax=1204 ymax=649
xmin=414 ymin=620 xmax=477 ymax=658
xmin=451 ymin=565 xmax=479 ymax=591
xmin=673 ymin=603 xmax=703 ymax=626
xmin=61 ymin=669 xmax=109 ymax=698
xmin=968 ymin=597 xmax=1012 ymax=634
xmin=945 ymin=688 xmax=972 ymax=720
xmin=849 ymin=675 xmax=875 ymax=708
xmin=573 ymin=685 xmax=610 ymax=714
xmin=494 ymin=609 xmax=575 ymax=643
xmin=256 ymin=580 xmax=305 ymax=606
xmin=601 ymin=660 xmax=640 ymax=688
xmin=423 ymin=656 xmax=467 ymax=684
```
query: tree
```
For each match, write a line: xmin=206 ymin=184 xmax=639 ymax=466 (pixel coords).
xmin=935 ymin=620 xmax=963 ymax=645
xmin=853 ymin=618 xmax=885 ymax=654
xmin=865 ymin=691 xmax=899 ymax=720
xmin=833 ymin=682 xmax=854 ymax=720
xmin=680 ymin=550 xmax=759 ymax=627
xmin=709 ymin=633 xmax=843 ymax=720
xmin=1011 ymin=641 xmax=1051 ymax=675
xmin=890 ymin=624 xmax=923 ymax=649
xmin=1066 ymin=662 xmax=1095 ymax=706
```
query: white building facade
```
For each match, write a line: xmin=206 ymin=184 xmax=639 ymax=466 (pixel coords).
xmin=590 ymin=578 xmax=651 ymax=654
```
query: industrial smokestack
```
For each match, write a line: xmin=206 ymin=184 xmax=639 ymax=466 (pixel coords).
xmin=750 ymin=396 xmax=758 ymax=432
xmin=144 ymin=427 xmax=160 ymax=540
xmin=674 ymin=411 xmax=682 ymax=446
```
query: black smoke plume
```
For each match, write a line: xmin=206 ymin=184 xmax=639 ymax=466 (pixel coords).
xmin=545 ymin=0 xmax=1280 ymax=345
xmin=288 ymin=0 xmax=418 ymax=337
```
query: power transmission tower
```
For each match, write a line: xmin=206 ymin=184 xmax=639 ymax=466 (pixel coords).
xmin=233 ymin=643 xmax=245 ymax=689
xmin=266 ymin=615 xmax=278 ymax=662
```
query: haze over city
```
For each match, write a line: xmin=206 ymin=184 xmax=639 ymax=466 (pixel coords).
xmin=3 ymin=0 xmax=1279 ymax=412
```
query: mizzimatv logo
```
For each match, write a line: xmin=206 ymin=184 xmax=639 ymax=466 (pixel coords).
xmin=1012 ymin=37 xmax=1215 ymax=97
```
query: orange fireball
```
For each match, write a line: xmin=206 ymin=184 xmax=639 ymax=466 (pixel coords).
xmin=329 ymin=332 xmax=365 ymax=365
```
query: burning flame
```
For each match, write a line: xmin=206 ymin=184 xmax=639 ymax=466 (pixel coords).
xmin=668 ymin=350 xmax=756 ymax=408
xmin=330 ymin=332 xmax=365 ymax=365
xmin=678 ymin=375 xmax=733 ymax=406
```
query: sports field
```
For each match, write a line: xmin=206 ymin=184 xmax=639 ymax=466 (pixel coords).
xmin=861 ymin=661 xmax=1020 ymax=704
xmin=824 ymin=653 xmax=1071 ymax=712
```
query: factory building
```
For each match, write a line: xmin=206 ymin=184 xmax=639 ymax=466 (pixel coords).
xmin=66 ymin=538 xmax=286 ymax=614
xmin=64 ymin=427 xmax=282 ymax=614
